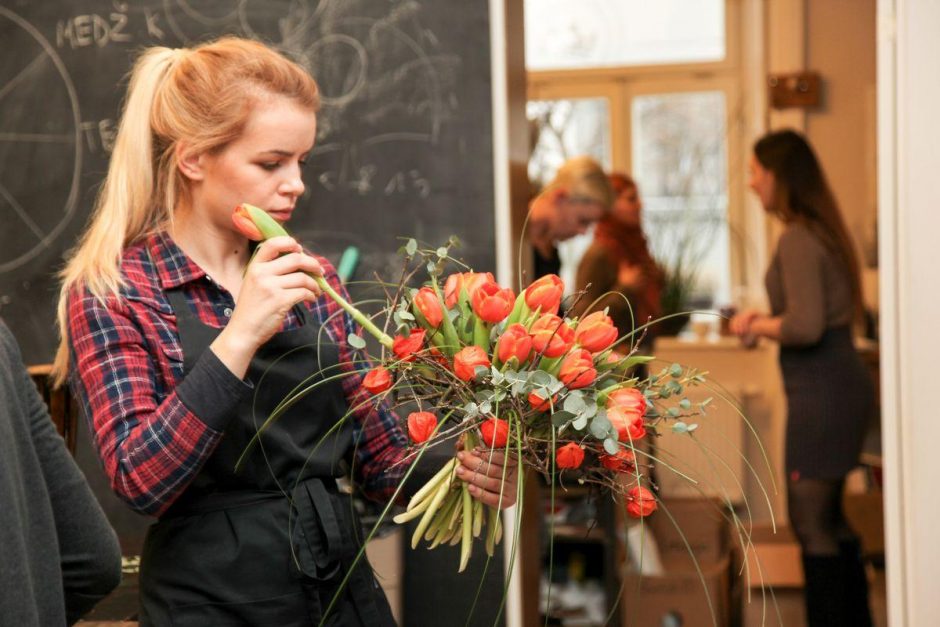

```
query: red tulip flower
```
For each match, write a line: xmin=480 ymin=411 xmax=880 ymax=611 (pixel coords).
xmin=393 ymin=329 xmax=426 ymax=362
xmin=497 ymin=323 xmax=533 ymax=364
xmin=443 ymin=272 xmax=494 ymax=308
xmin=608 ymin=405 xmax=647 ymax=442
xmin=558 ymin=348 xmax=597 ymax=389
xmin=362 ymin=367 xmax=392 ymax=394
xmin=607 ymin=388 xmax=647 ymax=418
xmin=472 ymin=280 xmax=515 ymax=323
xmin=528 ymin=390 xmax=556 ymax=412
xmin=232 ymin=204 xmax=264 ymax=240
xmin=524 ymin=274 xmax=564 ymax=315
xmin=529 ymin=314 xmax=574 ymax=358
xmin=599 ymin=449 xmax=636 ymax=473
xmin=555 ymin=443 xmax=585 ymax=469
xmin=453 ymin=345 xmax=491 ymax=381
xmin=625 ymin=486 xmax=658 ymax=518
xmin=413 ymin=287 xmax=443 ymax=328
xmin=575 ymin=311 xmax=618 ymax=353
xmin=479 ymin=417 xmax=510 ymax=448
xmin=408 ymin=411 xmax=438 ymax=444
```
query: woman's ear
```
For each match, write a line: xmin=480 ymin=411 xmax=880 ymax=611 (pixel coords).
xmin=175 ymin=142 xmax=205 ymax=182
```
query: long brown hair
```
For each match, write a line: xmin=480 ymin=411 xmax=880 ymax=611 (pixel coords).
xmin=53 ymin=37 xmax=320 ymax=383
xmin=753 ymin=129 xmax=863 ymax=315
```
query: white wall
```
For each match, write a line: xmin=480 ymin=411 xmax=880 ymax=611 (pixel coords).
xmin=877 ymin=1 xmax=940 ymax=625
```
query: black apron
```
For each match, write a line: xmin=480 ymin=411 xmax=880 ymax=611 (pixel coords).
xmin=139 ymin=288 xmax=396 ymax=627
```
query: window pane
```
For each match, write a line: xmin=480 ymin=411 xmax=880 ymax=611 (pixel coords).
xmin=527 ymin=98 xmax=611 ymax=292
xmin=525 ymin=0 xmax=725 ymax=71
xmin=631 ymin=91 xmax=729 ymax=311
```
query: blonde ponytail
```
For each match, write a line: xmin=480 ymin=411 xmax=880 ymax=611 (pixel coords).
xmin=52 ymin=38 xmax=320 ymax=385
xmin=52 ymin=48 xmax=180 ymax=383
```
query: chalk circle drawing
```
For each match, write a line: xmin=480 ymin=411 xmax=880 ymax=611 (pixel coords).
xmin=0 ymin=8 xmax=82 ymax=275
xmin=162 ymin=0 xmax=243 ymax=43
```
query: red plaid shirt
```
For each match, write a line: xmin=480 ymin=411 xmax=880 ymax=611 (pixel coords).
xmin=67 ymin=232 xmax=417 ymax=516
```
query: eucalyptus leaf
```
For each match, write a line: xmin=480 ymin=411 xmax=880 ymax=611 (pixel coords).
xmin=579 ymin=403 xmax=597 ymax=420
xmin=479 ymin=401 xmax=492 ymax=415
xmin=603 ymin=438 xmax=620 ymax=455
xmin=572 ymin=415 xmax=589 ymax=431
xmin=672 ymin=421 xmax=689 ymax=434
xmin=530 ymin=370 xmax=553 ymax=387
xmin=688 ymin=423 xmax=699 ymax=432
xmin=551 ymin=410 xmax=575 ymax=428
xmin=563 ymin=391 xmax=586 ymax=413
xmin=679 ymin=398 xmax=692 ymax=410
xmin=347 ymin=334 xmax=366 ymax=349
xmin=590 ymin=414 xmax=612 ymax=439
xmin=436 ymin=246 xmax=448 ymax=258
xmin=667 ymin=407 xmax=681 ymax=418
xmin=405 ymin=239 xmax=417 ymax=256
xmin=669 ymin=363 xmax=683 ymax=378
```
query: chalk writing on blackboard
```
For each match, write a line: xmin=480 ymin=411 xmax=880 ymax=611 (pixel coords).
xmin=0 ymin=7 xmax=83 ymax=275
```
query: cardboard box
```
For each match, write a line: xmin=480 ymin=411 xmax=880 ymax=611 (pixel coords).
xmin=623 ymin=553 xmax=731 ymax=627
xmin=742 ymin=524 xmax=803 ymax=588
xmin=844 ymin=490 xmax=885 ymax=557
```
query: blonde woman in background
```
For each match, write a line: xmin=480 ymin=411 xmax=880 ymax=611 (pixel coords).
xmin=54 ymin=38 xmax=517 ymax=626
xmin=527 ymin=155 xmax=614 ymax=278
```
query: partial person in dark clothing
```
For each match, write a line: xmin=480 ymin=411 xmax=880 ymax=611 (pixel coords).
xmin=730 ymin=129 xmax=874 ymax=627
xmin=0 ymin=318 xmax=121 ymax=625
xmin=528 ymin=156 xmax=613 ymax=278
xmin=571 ymin=172 xmax=664 ymax=346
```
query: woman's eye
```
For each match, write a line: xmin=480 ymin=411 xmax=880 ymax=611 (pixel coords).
xmin=259 ymin=162 xmax=280 ymax=171
xmin=299 ymin=159 xmax=308 ymax=167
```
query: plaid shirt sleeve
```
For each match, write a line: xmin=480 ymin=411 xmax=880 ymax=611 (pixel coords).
xmin=66 ymin=287 xmax=249 ymax=516
xmin=314 ymin=261 xmax=449 ymax=504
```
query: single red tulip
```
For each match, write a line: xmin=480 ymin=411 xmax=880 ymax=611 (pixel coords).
xmin=608 ymin=405 xmax=647 ymax=442
xmin=524 ymin=274 xmax=564 ymax=315
xmin=362 ymin=367 xmax=392 ymax=394
xmin=453 ymin=345 xmax=491 ymax=381
xmin=625 ymin=486 xmax=657 ymax=518
xmin=575 ymin=311 xmax=618 ymax=353
xmin=497 ymin=323 xmax=533 ymax=364
xmin=392 ymin=329 xmax=426 ymax=362
xmin=529 ymin=314 xmax=574 ymax=358
xmin=599 ymin=449 xmax=636 ymax=473
xmin=527 ymin=390 xmax=556 ymax=412
xmin=558 ymin=348 xmax=597 ymax=389
xmin=414 ymin=287 xmax=443 ymax=328
xmin=555 ymin=442 xmax=585 ymax=469
xmin=231 ymin=204 xmax=264 ymax=241
xmin=443 ymin=272 xmax=494 ymax=308
xmin=472 ymin=280 xmax=515 ymax=323
xmin=408 ymin=411 xmax=438 ymax=444
xmin=479 ymin=417 xmax=510 ymax=448
xmin=607 ymin=388 xmax=647 ymax=418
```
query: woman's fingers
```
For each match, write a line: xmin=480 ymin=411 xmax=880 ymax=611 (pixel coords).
xmin=266 ymin=250 xmax=324 ymax=278
xmin=253 ymin=236 xmax=302 ymax=262
xmin=455 ymin=449 xmax=519 ymax=508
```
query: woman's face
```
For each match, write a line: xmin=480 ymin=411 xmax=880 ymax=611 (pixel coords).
xmin=186 ymin=95 xmax=318 ymax=233
xmin=612 ymin=184 xmax=642 ymax=227
xmin=748 ymin=154 xmax=775 ymax=211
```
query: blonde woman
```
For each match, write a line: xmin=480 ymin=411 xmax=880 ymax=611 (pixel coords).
xmin=55 ymin=38 xmax=516 ymax=626
xmin=527 ymin=155 xmax=613 ymax=278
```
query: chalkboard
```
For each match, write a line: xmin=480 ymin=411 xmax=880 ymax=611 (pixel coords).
xmin=0 ymin=0 xmax=496 ymax=365
xmin=1 ymin=1 xmax=505 ymax=623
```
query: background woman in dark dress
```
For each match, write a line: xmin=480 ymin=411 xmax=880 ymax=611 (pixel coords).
xmin=731 ymin=129 xmax=874 ymax=627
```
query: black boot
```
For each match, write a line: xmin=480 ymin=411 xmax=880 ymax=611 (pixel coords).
xmin=839 ymin=539 xmax=874 ymax=627
xmin=802 ymin=554 xmax=846 ymax=627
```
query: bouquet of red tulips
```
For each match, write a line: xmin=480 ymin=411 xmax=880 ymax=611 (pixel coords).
xmin=233 ymin=204 xmax=712 ymax=572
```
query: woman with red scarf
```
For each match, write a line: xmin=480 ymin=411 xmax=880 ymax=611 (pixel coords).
xmin=572 ymin=173 xmax=664 ymax=346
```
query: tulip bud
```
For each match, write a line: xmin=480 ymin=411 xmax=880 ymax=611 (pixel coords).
xmin=497 ymin=323 xmax=533 ymax=365
xmin=444 ymin=272 xmax=494 ymax=308
xmin=393 ymin=329 xmax=426 ymax=362
xmin=453 ymin=345 xmax=491 ymax=381
xmin=607 ymin=388 xmax=647 ymax=418
xmin=574 ymin=311 xmax=619 ymax=353
xmin=362 ymin=367 xmax=392 ymax=394
xmin=555 ymin=442 xmax=585 ymax=469
xmin=479 ymin=417 xmax=510 ymax=448
xmin=524 ymin=274 xmax=564 ymax=315
xmin=413 ymin=287 xmax=444 ymax=328
xmin=558 ymin=348 xmax=597 ymax=390
xmin=625 ymin=486 xmax=657 ymax=518
xmin=608 ymin=405 xmax=647 ymax=442
xmin=527 ymin=390 xmax=556 ymax=412
xmin=529 ymin=314 xmax=575 ymax=358
xmin=472 ymin=280 xmax=515 ymax=324
xmin=599 ymin=449 xmax=636 ymax=473
xmin=408 ymin=411 xmax=438 ymax=444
